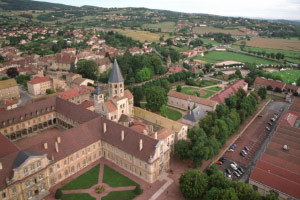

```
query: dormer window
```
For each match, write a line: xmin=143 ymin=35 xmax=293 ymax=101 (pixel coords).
xmin=24 ymin=168 xmax=28 ymax=176
xmin=37 ymin=161 xmax=41 ymax=169
xmin=30 ymin=164 xmax=35 ymax=172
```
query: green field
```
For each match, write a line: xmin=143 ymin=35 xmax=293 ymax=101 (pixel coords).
xmin=165 ymin=107 xmax=182 ymax=121
xmin=103 ymin=165 xmax=138 ymax=188
xmin=207 ymin=86 xmax=222 ymax=91
xmin=202 ymin=90 xmax=216 ymax=98
xmin=102 ymin=191 xmax=137 ymax=200
xmin=181 ymin=87 xmax=199 ymax=95
xmin=198 ymin=51 xmax=279 ymax=64
xmin=142 ymin=22 xmax=176 ymax=32
xmin=61 ymin=165 xmax=100 ymax=190
xmin=199 ymin=37 xmax=221 ymax=45
xmin=233 ymin=45 xmax=300 ymax=64
xmin=180 ymin=87 xmax=217 ymax=99
xmin=272 ymin=70 xmax=300 ymax=83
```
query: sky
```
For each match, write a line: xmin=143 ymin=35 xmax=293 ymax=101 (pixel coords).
xmin=36 ymin=0 xmax=300 ymax=20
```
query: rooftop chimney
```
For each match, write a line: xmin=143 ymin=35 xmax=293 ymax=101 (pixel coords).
xmin=44 ymin=142 xmax=48 ymax=150
xmin=104 ymin=123 xmax=107 ymax=133
xmin=155 ymin=132 xmax=158 ymax=140
xmin=121 ymin=130 xmax=124 ymax=141
xmin=57 ymin=137 xmax=61 ymax=144
xmin=55 ymin=142 xmax=59 ymax=153
xmin=0 ymin=162 xmax=2 ymax=170
xmin=139 ymin=139 xmax=143 ymax=151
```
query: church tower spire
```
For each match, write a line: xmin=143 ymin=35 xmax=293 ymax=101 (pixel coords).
xmin=108 ymin=59 xmax=124 ymax=98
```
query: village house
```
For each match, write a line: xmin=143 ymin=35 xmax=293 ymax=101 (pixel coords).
xmin=59 ymin=87 xmax=91 ymax=105
xmin=27 ymin=76 xmax=52 ymax=96
xmin=0 ymin=79 xmax=20 ymax=101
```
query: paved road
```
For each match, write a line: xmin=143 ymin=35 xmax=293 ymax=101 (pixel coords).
xmin=18 ymin=86 xmax=32 ymax=106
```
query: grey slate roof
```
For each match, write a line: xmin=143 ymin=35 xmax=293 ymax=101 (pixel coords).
xmin=93 ymin=86 xmax=104 ymax=95
xmin=108 ymin=59 xmax=124 ymax=83
xmin=13 ymin=150 xmax=40 ymax=168
xmin=183 ymin=106 xmax=207 ymax=122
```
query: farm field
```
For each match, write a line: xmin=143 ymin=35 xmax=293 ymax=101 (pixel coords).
xmin=271 ymin=70 xmax=300 ymax=83
xmin=198 ymin=51 xmax=279 ymax=64
xmin=142 ymin=22 xmax=176 ymax=32
xmin=193 ymin=27 xmax=246 ymax=35
xmin=112 ymin=29 xmax=169 ymax=42
xmin=246 ymin=37 xmax=300 ymax=51
xmin=239 ymin=45 xmax=300 ymax=64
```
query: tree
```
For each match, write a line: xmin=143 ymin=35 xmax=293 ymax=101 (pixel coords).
xmin=176 ymin=85 xmax=182 ymax=92
xmin=135 ymin=67 xmax=152 ymax=82
xmin=160 ymin=104 xmax=167 ymax=117
xmin=6 ymin=67 xmax=19 ymax=78
xmin=145 ymin=87 xmax=167 ymax=112
xmin=46 ymin=89 xmax=55 ymax=94
xmin=55 ymin=189 xmax=62 ymax=199
xmin=296 ymin=77 xmax=300 ymax=86
xmin=208 ymin=171 xmax=232 ymax=189
xmin=16 ymin=74 xmax=31 ymax=87
xmin=235 ymin=69 xmax=243 ymax=78
xmin=232 ymin=182 xmax=261 ymax=200
xmin=0 ymin=54 xmax=4 ymax=62
xmin=179 ymin=170 xmax=208 ymax=199
xmin=263 ymin=193 xmax=278 ymax=200
xmin=134 ymin=184 xmax=143 ymax=195
xmin=77 ymin=59 xmax=99 ymax=80
xmin=132 ymin=86 xmax=144 ymax=104
xmin=203 ymin=187 xmax=220 ymax=200
xmin=215 ymin=188 xmax=238 ymax=200
xmin=258 ymin=87 xmax=267 ymax=100
xmin=174 ymin=140 xmax=190 ymax=160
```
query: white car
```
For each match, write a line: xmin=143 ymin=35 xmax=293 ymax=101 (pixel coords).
xmin=230 ymin=163 xmax=238 ymax=170
xmin=242 ymin=150 xmax=247 ymax=155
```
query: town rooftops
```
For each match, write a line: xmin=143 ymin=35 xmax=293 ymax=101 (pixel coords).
xmin=0 ymin=79 xmax=18 ymax=89
xmin=211 ymin=80 xmax=248 ymax=104
xmin=254 ymin=77 xmax=286 ymax=90
xmin=168 ymin=90 xmax=218 ymax=107
xmin=108 ymin=59 xmax=124 ymax=83
xmin=27 ymin=76 xmax=51 ymax=85
xmin=59 ymin=87 xmax=90 ymax=100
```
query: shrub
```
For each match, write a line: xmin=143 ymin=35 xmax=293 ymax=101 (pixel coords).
xmin=55 ymin=189 xmax=62 ymax=199
xmin=134 ymin=184 xmax=143 ymax=195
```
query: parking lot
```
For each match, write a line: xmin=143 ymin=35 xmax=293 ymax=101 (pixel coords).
xmin=217 ymin=101 xmax=289 ymax=181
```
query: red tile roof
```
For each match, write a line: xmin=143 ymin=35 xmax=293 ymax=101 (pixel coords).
xmin=27 ymin=76 xmax=51 ymax=85
xmin=254 ymin=77 xmax=286 ymax=90
xmin=0 ymin=134 xmax=18 ymax=158
xmin=124 ymin=90 xmax=133 ymax=99
xmin=79 ymin=100 xmax=94 ymax=109
xmin=104 ymin=101 xmax=117 ymax=112
xmin=59 ymin=87 xmax=90 ymax=100
xmin=168 ymin=90 xmax=217 ymax=107
xmin=211 ymin=80 xmax=248 ymax=103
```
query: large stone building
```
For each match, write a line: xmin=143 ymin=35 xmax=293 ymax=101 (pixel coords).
xmin=27 ymin=76 xmax=52 ymax=96
xmin=58 ymin=87 xmax=91 ymax=105
xmin=94 ymin=59 xmax=134 ymax=122
xmin=0 ymin=97 xmax=171 ymax=200
xmin=0 ymin=79 xmax=20 ymax=101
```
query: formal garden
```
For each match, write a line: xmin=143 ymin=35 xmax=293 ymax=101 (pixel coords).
xmin=56 ymin=164 xmax=142 ymax=200
xmin=177 ymin=85 xmax=223 ymax=99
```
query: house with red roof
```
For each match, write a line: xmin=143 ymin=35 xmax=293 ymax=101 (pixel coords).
xmin=59 ymin=87 xmax=91 ymax=105
xmin=27 ymin=76 xmax=52 ymax=96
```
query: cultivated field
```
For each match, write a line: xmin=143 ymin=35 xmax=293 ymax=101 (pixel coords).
xmin=198 ymin=51 xmax=279 ymax=64
xmin=142 ymin=22 xmax=176 ymax=32
xmin=112 ymin=29 xmax=169 ymax=42
xmin=193 ymin=27 xmax=246 ymax=36
xmin=271 ymin=70 xmax=300 ymax=83
xmin=246 ymin=37 xmax=300 ymax=51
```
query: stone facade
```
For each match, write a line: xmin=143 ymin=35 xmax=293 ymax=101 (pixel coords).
xmin=0 ymin=79 xmax=20 ymax=101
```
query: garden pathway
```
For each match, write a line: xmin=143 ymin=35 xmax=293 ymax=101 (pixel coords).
xmin=61 ymin=163 xmax=137 ymax=200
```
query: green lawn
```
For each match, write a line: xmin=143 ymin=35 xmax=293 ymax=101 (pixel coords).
xmin=102 ymin=191 xmax=137 ymax=200
xmin=61 ymin=165 xmax=99 ymax=190
xmin=61 ymin=193 xmax=95 ymax=200
xmin=272 ymin=70 xmax=300 ymax=84
xmin=199 ymin=51 xmax=279 ymax=64
xmin=165 ymin=107 xmax=182 ymax=121
xmin=102 ymin=165 xmax=138 ymax=188
xmin=207 ymin=86 xmax=222 ymax=91
xmin=181 ymin=87 xmax=199 ymax=95
xmin=202 ymin=90 xmax=216 ymax=99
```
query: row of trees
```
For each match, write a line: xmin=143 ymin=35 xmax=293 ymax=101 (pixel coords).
xmin=179 ymin=165 xmax=278 ymax=200
xmin=174 ymin=88 xmax=264 ymax=167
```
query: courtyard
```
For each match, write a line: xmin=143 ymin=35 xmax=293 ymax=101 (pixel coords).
xmin=179 ymin=85 xmax=223 ymax=99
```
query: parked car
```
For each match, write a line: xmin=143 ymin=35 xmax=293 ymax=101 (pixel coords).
xmin=258 ymin=115 xmax=263 ymax=117
xmin=266 ymin=127 xmax=271 ymax=131
xmin=237 ymin=169 xmax=243 ymax=175
xmin=232 ymin=161 xmax=238 ymax=167
xmin=233 ymin=171 xmax=240 ymax=177
xmin=244 ymin=146 xmax=249 ymax=151
xmin=271 ymin=118 xmax=276 ymax=122
xmin=226 ymin=168 xmax=232 ymax=174
xmin=230 ymin=163 xmax=238 ymax=170
xmin=227 ymin=148 xmax=234 ymax=152
xmin=216 ymin=161 xmax=223 ymax=165
xmin=268 ymin=122 xmax=273 ymax=126
xmin=240 ymin=151 xmax=246 ymax=157
xmin=238 ymin=167 xmax=245 ymax=173
xmin=242 ymin=150 xmax=247 ymax=155
xmin=219 ymin=157 xmax=226 ymax=162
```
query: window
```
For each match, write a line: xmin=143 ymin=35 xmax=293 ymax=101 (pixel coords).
xmin=144 ymin=163 xmax=148 ymax=170
xmin=64 ymin=160 xmax=67 ymax=166
xmin=134 ymin=167 xmax=137 ymax=173
xmin=39 ymin=174 xmax=43 ymax=180
xmin=12 ymin=186 xmax=16 ymax=194
xmin=1 ymin=192 xmax=6 ymax=199
xmin=82 ymin=150 xmax=85 ymax=156
xmin=93 ymin=145 xmax=96 ymax=150
xmin=88 ymin=147 xmax=90 ymax=153
xmin=98 ymin=151 xmax=101 ymax=156
xmin=88 ymin=157 xmax=91 ymax=162
xmin=49 ymin=168 xmax=53 ymax=174
xmin=24 ymin=168 xmax=28 ymax=176
xmin=50 ymin=178 xmax=55 ymax=185
xmin=28 ymin=191 xmax=32 ymax=199
xmin=93 ymin=154 xmax=96 ymax=159
xmin=76 ymin=153 xmax=79 ymax=160
xmin=71 ymin=166 xmax=75 ymax=173
xmin=253 ymin=185 xmax=258 ymax=191
xmin=33 ymin=178 xmax=37 ymax=184
xmin=37 ymin=161 xmax=41 ymax=169
xmin=65 ymin=170 xmax=68 ymax=176
xmin=58 ymin=173 xmax=62 ymax=180
xmin=70 ymin=156 xmax=73 ymax=162
xmin=26 ymin=180 xmax=30 ymax=187
xmin=77 ymin=163 xmax=81 ymax=170
xmin=57 ymin=163 xmax=60 ymax=169
xmin=30 ymin=164 xmax=35 ymax=172
xmin=41 ymin=183 xmax=45 ymax=191
xmin=83 ymin=160 xmax=86 ymax=167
